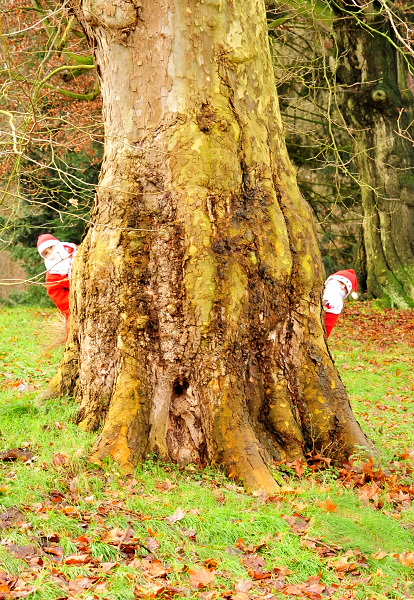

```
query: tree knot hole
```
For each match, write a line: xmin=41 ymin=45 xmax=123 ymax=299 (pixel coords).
xmin=371 ymin=88 xmax=387 ymax=103
xmin=196 ymin=104 xmax=216 ymax=132
xmin=173 ymin=378 xmax=190 ymax=397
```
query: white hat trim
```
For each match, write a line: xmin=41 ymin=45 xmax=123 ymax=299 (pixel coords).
xmin=38 ymin=239 xmax=57 ymax=256
xmin=326 ymin=274 xmax=353 ymax=297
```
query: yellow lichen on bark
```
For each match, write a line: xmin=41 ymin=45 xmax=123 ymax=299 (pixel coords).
xmin=88 ymin=355 xmax=149 ymax=473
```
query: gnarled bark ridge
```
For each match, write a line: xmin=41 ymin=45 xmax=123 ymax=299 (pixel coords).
xmin=48 ymin=0 xmax=369 ymax=491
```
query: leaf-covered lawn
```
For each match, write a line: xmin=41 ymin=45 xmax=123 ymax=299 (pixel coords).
xmin=332 ymin=302 xmax=414 ymax=461
xmin=0 ymin=304 xmax=414 ymax=600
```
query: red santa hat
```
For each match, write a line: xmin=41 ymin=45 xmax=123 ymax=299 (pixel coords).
xmin=37 ymin=234 xmax=58 ymax=256
xmin=325 ymin=269 xmax=358 ymax=299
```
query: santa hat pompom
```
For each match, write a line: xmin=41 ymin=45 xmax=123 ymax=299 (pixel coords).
xmin=351 ymin=291 xmax=358 ymax=299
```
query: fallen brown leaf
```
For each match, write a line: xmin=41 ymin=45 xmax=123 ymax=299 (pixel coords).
xmin=59 ymin=506 xmax=77 ymax=516
xmin=316 ymin=497 xmax=338 ymax=512
xmin=0 ymin=507 xmax=26 ymax=529
xmin=68 ymin=575 xmax=99 ymax=591
xmin=234 ymin=578 xmax=253 ymax=593
xmin=145 ymin=537 xmax=160 ymax=552
xmin=282 ymin=574 xmax=326 ymax=598
xmin=359 ymin=481 xmax=381 ymax=507
xmin=104 ymin=526 xmax=135 ymax=545
xmin=165 ymin=507 xmax=186 ymax=524
xmin=64 ymin=553 xmax=90 ymax=565
xmin=52 ymin=452 xmax=70 ymax=467
xmin=283 ymin=515 xmax=310 ymax=534
xmin=99 ymin=561 xmax=118 ymax=572
xmin=0 ymin=448 xmax=34 ymax=462
xmin=285 ymin=459 xmax=307 ymax=477
xmin=273 ymin=565 xmax=294 ymax=579
xmin=135 ymin=583 xmax=182 ymax=598
xmin=42 ymin=545 xmax=64 ymax=559
xmin=397 ymin=551 xmax=414 ymax=567
xmin=240 ymin=554 xmax=271 ymax=580
xmin=188 ymin=566 xmax=215 ymax=588
xmin=6 ymin=545 xmax=38 ymax=561
xmin=181 ymin=527 xmax=196 ymax=539
xmin=155 ymin=479 xmax=176 ymax=493
xmin=203 ymin=558 xmax=219 ymax=570
xmin=371 ymin=550 xmax=388 ymax=560
xmin=142 ymin=558 xmax=171 ymax=578
xmin=235 ymin=536 xmax=268 ymax=554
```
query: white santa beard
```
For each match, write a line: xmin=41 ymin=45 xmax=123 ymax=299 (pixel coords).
xmin=323 ymin=280 xmax=346 ymax=314
xmin=44 ymin=243 xmax=71 ymax=275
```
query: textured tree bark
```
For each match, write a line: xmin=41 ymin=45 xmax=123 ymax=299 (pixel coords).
xmin=47 ymin=0 xmax=369 ymax=491
xmin=332 ymin=3 xmax=414 ymax=307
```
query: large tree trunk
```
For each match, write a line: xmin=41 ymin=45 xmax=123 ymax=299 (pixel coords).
xmin=47 ymin=0 xmax=369 ymax=491
xmin=332 ymin=3 xmax=414 ymax=307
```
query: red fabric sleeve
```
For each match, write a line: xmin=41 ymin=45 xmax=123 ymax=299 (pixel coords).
xmin=324 ymin=311 xmax=340 ymax=338
xmin=45 ymin=272 xmax=70 ymax=317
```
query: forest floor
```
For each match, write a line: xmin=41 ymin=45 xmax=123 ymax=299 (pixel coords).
xmin=0 ymin=303 xmax=414 ymax=600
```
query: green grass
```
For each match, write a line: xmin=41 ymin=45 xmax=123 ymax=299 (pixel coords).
xmin=331 ymin=302 xmax=414 ymax=462
xmin=1 ymin=305 xmax=414 ymax=599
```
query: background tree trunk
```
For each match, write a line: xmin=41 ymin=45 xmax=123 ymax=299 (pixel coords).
xmin=48 ymin=0 xmax=369 ymax=491
xmin=332 ymin=3 xmax=414 ymax=307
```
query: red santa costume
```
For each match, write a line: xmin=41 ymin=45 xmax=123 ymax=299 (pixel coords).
xmin=37 ymin=234 xmax=77 ymax=334
xmin=323 ymin=269 xmax=358 ymax=338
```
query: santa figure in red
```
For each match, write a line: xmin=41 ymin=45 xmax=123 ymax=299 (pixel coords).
xmin=323 ymin=269 xmax=358 ymax=338
xmin=37 ymin=234 xmax=77 ymax=335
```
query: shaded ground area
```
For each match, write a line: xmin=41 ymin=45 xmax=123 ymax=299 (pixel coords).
xmin=0 ymin=304 xmax=413 ymax=599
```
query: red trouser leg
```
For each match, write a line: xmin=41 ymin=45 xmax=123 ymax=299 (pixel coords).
xmin=324 ymin=312 xmax=340 ymax=338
